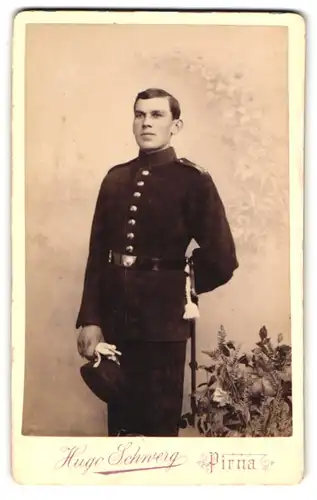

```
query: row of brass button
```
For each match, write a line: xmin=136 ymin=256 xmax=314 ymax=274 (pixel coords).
xmin=125 ymin=169 xmax=150 ymax=253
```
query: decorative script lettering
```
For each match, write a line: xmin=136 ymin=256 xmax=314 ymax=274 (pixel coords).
xmin=54 ymin=442 xmax=186 ymax=475
xmin=197 ymin=452 xmax=275 ymax=473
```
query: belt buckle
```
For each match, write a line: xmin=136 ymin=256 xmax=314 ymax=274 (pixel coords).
xmin=122 ymin=255 xmax=136 ymax=268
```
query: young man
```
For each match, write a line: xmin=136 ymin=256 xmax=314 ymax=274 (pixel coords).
xmin=76 ymin=88 xmax=238 ymax=436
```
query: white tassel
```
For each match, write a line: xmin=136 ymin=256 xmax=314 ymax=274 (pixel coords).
xmin=183 ymin=263 xmax=200 ymax=320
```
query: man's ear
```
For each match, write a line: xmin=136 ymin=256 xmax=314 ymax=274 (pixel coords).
xmin=171 ymin=119 xmax=184 ymax=136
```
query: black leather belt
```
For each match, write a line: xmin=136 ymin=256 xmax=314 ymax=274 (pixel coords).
xmin=108 ymin=250 xmax=188 ymax=271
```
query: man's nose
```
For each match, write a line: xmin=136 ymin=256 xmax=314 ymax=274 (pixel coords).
xmin=142 ymin=115 xmax=152 ymax=127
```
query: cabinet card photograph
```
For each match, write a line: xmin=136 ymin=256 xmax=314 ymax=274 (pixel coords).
xmin=11 ymin=10 xmax=305 ymax=485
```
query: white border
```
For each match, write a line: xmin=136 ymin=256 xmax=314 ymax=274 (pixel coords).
xmin=2 ymin=1 xmax=314 ymax=497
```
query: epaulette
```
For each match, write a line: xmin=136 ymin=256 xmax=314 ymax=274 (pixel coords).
xmin=107 ymin=157 xmax=137 ymax=174
xmin=176 ymin=157 xmax=207 ymax=174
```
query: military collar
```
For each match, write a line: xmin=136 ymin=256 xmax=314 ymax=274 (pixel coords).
xmin=138 ymin=147 xmax=177 ymax=167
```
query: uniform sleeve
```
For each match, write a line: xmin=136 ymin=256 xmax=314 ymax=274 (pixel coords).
xmin=188 ymin=171 xmax=239 ymax=295
xmin=75 ymin=178 xmax=107 ymax=328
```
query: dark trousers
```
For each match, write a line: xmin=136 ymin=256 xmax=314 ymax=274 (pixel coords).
xmin=107 ymin=340 xmax=187 ymax=437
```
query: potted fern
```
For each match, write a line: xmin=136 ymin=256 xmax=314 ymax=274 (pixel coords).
xmin=180 ymin=325 xmax=292 ymax=437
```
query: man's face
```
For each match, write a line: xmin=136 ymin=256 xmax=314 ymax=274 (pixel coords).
xmin=133 ymin=97 xmax=180 ymax=152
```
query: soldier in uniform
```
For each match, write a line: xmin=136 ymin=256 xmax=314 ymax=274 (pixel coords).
xmin=76 ymin=88 xmax=238 ymax=437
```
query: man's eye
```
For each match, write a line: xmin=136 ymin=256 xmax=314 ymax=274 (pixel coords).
xmin=152 ymin=112 xmax=162 ymax=118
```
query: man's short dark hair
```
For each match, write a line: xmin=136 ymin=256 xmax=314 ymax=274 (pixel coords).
xmin=134 ymin=88 xmax=181 ymax=120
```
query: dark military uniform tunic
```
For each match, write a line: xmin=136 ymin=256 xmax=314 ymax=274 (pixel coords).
xmin=76 ymin=147 xmax=238 ymax=436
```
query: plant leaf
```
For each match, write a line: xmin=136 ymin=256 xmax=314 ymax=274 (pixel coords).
xmin=213 ymin=387 xmax=231 ymax=406
xmin=238 ymin=354 xmax=249 ymax=366
xmin=198 ymin=364 xmax=216 ymax=374
xmin=227 ymin=341 xmax=236 ymax=350
xmin=208 ymin=375 xmax=217 ymax=387
xmin=220 ymin=344 xmax=231 ymax=357
xmin=197 ymin=416 xmax=204 ymax=435
xmin=259 ymin=326 xmax=268 ymax=341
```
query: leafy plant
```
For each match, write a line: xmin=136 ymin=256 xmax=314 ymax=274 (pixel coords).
xmin=180 ymin=325 xmax=292 ymax=437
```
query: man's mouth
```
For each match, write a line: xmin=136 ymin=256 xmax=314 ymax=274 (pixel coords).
xmin=141 ymin=133 xmax=155 ymax=137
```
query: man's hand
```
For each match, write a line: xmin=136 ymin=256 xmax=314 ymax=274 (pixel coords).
xmin=77 ymin=325 xmax=103 ymax=360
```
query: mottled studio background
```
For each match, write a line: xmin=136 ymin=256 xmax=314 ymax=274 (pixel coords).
xmin=23 ymin=24 xmax=289 ymax=435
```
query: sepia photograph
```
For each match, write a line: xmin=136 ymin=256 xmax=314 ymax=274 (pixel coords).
xmin=11 ymin=10 xmax=304 ymax=485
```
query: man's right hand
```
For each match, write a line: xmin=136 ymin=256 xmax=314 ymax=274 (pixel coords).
xmin=77 ymin=325 xmax=104 ymax=360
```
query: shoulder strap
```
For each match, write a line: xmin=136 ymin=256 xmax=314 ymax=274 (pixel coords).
xmin=176 ymin=157 xmax=207 ymax=174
